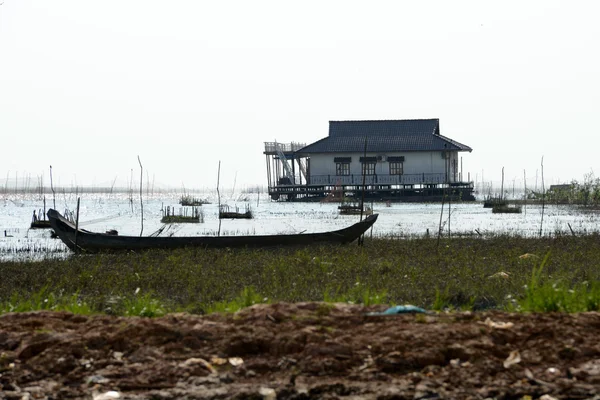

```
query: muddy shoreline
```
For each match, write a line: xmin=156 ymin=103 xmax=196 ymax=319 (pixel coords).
xmin=1 ymin=304 xmax=600 ymax=399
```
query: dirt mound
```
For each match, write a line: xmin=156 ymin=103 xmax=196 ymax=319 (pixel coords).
xmin=1 ymin=303 xmax=600 ymax=399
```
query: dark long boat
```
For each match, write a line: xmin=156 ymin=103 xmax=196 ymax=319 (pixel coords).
xmin=47 ymin=209 xmax=378 ymax=253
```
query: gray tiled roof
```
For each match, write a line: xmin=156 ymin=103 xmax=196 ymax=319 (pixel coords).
xmin=296 ymin=119 xmax=472 ymax=154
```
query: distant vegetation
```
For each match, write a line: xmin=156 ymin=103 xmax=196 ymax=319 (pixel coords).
xmin=530 ymin=172 xmax=600 ymax=206
xmin=2 ymin=235 xmax=600 ymax=316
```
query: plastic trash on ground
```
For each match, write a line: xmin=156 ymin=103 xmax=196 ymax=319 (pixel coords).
xmin=366 ymin=305 xmax=428 ymax=316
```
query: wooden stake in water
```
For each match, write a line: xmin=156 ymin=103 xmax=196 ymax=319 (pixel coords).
xmin=523 ymin=169 xmax=527 ymax=217
xmin=74 ymin=197 xmax=80 ymax=254
xmin=217 ymin=161 xmax=222 ymax=237
xmin=129 ymin=168 xmax=134 ymax=213
xmin=500 ymin=166 xmax=505 ymax=201
xmin=49 ymin=165 xmax=56 ymax=210
xmin=438 ymin=145 xmax=448 ymax=246
xmin=359 ymin=137 xmax=367 ymax=223
xmin=358 ymin=137 xmax=367 ymax=246
xmin=448 ymin=183 xmax=451 ymax=238
xmin=138 ymin=156 xmax=144 ymax=237
xmin=438 ymin=177 xmax=446 ymax=247
xmin=539 ymin=156 xmax=545 ymax=236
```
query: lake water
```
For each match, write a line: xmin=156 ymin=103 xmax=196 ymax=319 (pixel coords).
xmin=2 ymin=191 xmax=599 ymax=260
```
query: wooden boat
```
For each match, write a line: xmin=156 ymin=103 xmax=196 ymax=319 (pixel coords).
xmin=47 ymin=209 xmax=378 ymax=253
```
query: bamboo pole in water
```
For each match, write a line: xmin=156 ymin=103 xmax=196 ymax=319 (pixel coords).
xmin=359 ymin=137 xmax=367 ymax=223
xmin=217 ymin=161 xmax=222 ymax=237
xmin=74 ymin=197 xmax=80 ymax=254
xmin=523 ymin=169 xmax=527 ymax=217
xmin=500 ymin=166 xmax=505 ymax=201
xmin=448 ymin=150 xmax=451 ymax=238
xmin=540 ymin=157 xmax=545 ymax=236
xmin=138 ymin=156 xmax=144 ymax=237
xmin=49 ymin=166 xmax=56 ymax=210
xmin=358 ymin=137 xmax=367 ymax=246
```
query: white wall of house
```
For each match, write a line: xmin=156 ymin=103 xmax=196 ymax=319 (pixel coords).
xmin=307 ymin=151 xmax=460 ymax=185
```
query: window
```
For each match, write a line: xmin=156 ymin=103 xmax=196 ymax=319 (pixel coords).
xmin=362 ymin=162 xmax=376 ymax=176
xmin=388 ymin=156 xmax=405 ymax=176
xmin=336 ymin=162 xmax=350 ymax=176
xmin=389 ymin=162 xmax=403 ymax=175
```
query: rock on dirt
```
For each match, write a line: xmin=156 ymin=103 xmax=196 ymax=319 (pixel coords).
xmin=1 ymin=303 xmax=600 ymax=399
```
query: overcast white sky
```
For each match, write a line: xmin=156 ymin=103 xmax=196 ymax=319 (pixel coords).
xmin=1 ymin=0 xmax=599 ymax=191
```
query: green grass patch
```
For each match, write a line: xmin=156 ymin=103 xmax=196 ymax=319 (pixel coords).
xmin=122 ymin=290 xmax=167 ymax=317
xmin=1 ymin=287 xmax=94 ymax=315
xmin=206 ymin=286 xmax=266 ymax=314
xmin=512 ymin=251 xmax=600 ymax=312
xmin=1 ymin=235 xmax=600 ymax=316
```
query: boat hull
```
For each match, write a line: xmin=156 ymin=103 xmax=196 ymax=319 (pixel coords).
xmin=47 ymin=209 xmax=378 ymax=253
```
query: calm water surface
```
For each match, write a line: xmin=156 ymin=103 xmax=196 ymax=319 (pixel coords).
xmin=2 ymin=192 xmax=599 ymax=260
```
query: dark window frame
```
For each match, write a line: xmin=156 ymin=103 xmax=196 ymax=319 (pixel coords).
xmin=335 ymin=162 xmax=350 ymax=176
xmin=389 ymin=161 xmax=403 ymax=175
xmin=362 ymin=162 xmax=376 ymax=176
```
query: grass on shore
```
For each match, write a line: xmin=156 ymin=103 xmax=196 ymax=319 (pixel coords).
xmin=2 ymin=234 xmax=600 ymax=316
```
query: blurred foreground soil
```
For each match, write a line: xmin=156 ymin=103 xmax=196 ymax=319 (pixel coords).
xmin=1 ymin=303 xmax=600 ymax=399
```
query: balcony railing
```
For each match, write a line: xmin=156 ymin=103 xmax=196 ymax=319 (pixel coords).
xmin=305 ymin=173 xmax=456 ymax=186
xmin=264 ymin=142 xmax=307 ymax=153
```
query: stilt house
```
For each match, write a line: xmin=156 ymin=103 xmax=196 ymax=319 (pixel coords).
xmin=264 ymin=118 xmax=474 ymax=202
